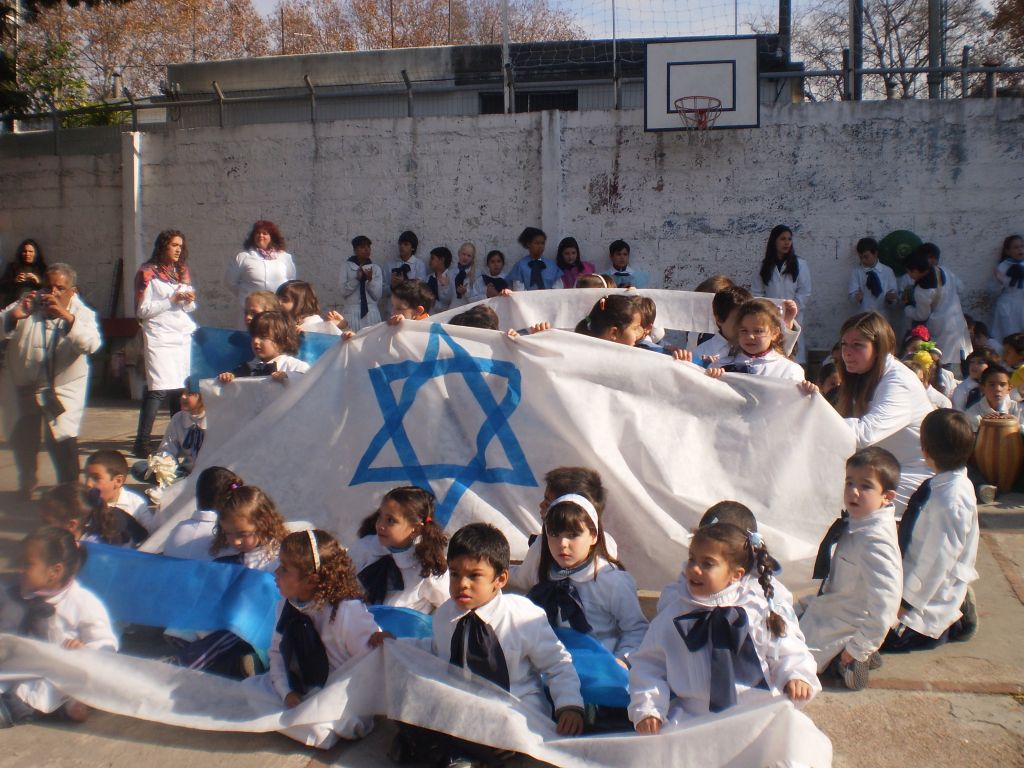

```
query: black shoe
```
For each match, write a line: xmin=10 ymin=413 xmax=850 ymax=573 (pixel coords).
xmin=951 ymin=587 xmax=979 ymax=642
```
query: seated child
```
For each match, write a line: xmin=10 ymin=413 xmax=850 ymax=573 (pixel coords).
xmin=0 ymin=526 xmax=118 ymax=726
xmin=275 ymin=279 xmax=343 ymax=335
xmin=470 ymin=249 xmax=507 ymax=299
xmin=883 ymin=409 xmax=979 ymax=652
xmin=178 ymin=485 xmax=289 ymax=675
xmin=526 ymin=494 xmax=648 ymax=663
xmin=389 ymin=279 xmax=434 ymax=323
xmin=389 ymin=230 xmax=428 ymax=290
xmin=629 ymin=523 xmax=819 ymax=732
xmin=657 ymin=500 xmax=797 ymax=623
xmin=817 ymin=361 xmax=841 ymax=405
xmin=695 ymin=286 xmax=753 ymax=363
xmin=904 ymin=354 xmax=953 ymax=410
xmin=964 ymin=364 xmax=1020 ymax=431
xmin=348 ymin=486 xmax=448 ymax=613
xmin=705 ymin=299 xmax=807 ymax=383
xmin=575 ymin=295 xmax=645 ymax=347
xmin=132 ymin=376 xmax=207 ymax=482
xmin=849 ymin=237 xmax=898 ymax=314
xmin=162 ymin=467 xmax=242 ymax=561
xmin=243 ymin=289 xmax=280 ymax=328
xmin=606 ymin=239 xmax=649 ymax=289
xmin=951 ymin=349 xmax=996 ymax=411
xmin=632 ymin=296 xmax=688 ymax=359
xmin=265 ymin=530 xmax=382 ymax=748
xmin=392 ymin=523 xmax=584 ymax=763
xmin=40 ymin=482 xmax=147 ymax=547
xmin=799 ymin=447 xmax=903 ymax=690
xmin=1001 ymin=332 xmax=1024 ymax=398
xmin=508 ymin=466 xmax=612 ymax=593
xmin=85 ymin=449 xmax=155 ymax=533
xmin=448 ymin=304 xmax=500 ymax=330
xmin=426 ymin=246 xmax=454 ymax=314
xmin=218 ymin=310 xmax=310 ymax=383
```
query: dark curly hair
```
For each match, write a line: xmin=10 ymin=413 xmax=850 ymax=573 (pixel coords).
xmin=244 ymin=220 xmax=286 ymax=251
xmin=357 ymin=486 xmax=447 ymax=578
xmin=148 ymin=229 xmax=190 ymax=282
xmin=280 ymin=530 xmax=363 ymax=621
xmin=210 ymin=485 xmax=289 ymax=556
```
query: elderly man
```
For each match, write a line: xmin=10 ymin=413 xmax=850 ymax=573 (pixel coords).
xmin=2 ymin=263 xmax=102 ymax=497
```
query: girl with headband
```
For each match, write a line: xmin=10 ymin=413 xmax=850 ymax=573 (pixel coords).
xmin=525 ymin=493 xmax=648 ymax=666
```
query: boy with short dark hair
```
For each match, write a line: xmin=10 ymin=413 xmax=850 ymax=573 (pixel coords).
xmin=951 ymin=348 xmax=998 ymax=411
xmin=800 ymin=447 xmax=903 ymax=690
xmin=849 ymin=237 xmax=898 ymax=313
xmin=389 ymin=279 xmax=434 ymax=323
xmin=964 ymin=364 xmax=1019 ymax=431
xmin=427 ymin=247 xmax=454 ymax=314
xmin=84 ymin=449 xmax=155 ymax=533
xmin=606 ymin=240 xmax=649 ymax=289
xmin=396 ymin=523 xmax=584 ymax=764
xmin=884 ymin=409 xmax=979 ymax=652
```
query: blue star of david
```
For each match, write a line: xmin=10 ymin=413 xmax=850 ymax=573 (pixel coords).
xmin=350 ymin=324 xmax=536 ymax=525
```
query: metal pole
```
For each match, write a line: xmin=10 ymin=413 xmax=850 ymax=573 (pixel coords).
xmin=849 ymin=0 xmax=863 ymax=100
xmin=401 ymin=69 xmax=412 ymax=117
xmin=212 ymin=80 xmax=225 ymax=127
xmin=501 ymin=0 xmax=511 ymax=113
xmin=280 ymin=6 xmax=285 ymax=55
xmin=927 ymin=0 xmax=941 ymax=98
xmin=841 ymin=48 xmax=852 ymax=100
xmin=734 ymin=0 xmax=738 ymax=36
xmin=448 ymin=0 xmax=452 ymax=44
xmin=389 ymin=0 xmax=395 ymax=48
xmin=612 ymin=0 xmax=619 ymax=110
xmin=778 ymin=0 xmax=791 ymax=61
xmin=960 ymin=46 xmax=970 ymax=98
xmin=304 ymin=74 xmax=316 ymax=122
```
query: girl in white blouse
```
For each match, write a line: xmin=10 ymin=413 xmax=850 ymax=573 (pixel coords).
xmin=348 ymin=486 xmax=448 ymax=613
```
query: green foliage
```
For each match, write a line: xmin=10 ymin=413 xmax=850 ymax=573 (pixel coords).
xmin=18 ymin=38 xmax=89 ymax=112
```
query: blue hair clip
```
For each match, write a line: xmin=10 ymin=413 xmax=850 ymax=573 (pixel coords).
xmin=747 ymin=530 xmax=763 ymax=548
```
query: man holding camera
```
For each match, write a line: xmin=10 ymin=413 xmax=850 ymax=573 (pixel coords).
xmin=2 ymin=263 xmax=102 ymax=498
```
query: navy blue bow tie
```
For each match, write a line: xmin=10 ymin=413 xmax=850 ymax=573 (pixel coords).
xmin=1008 ymin=263 xmax=1024 ymax=289
xmin=526 ymin=577 xmax=593 ymax=634
xmin=451 ymin=611 xmax=510 ymax=691
xmin=865 ymin=269 xmax=883 ymax=298
xmin=357 ymin=555 xmax=405 ymax=605
xmin=812 ymin=512 xmax=849 ymax=584
xmin=250 ymin=361 xmax=277 ymax=376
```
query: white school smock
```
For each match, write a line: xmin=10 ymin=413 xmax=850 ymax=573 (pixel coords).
xmin=904 ymin=268 xmax=972 ymax=364
xmin=155 ymin=409 xmax=207 ymax=474
xmin=950 ymin=377 xmax=981 ymax=412
xmin=900 ymin=468 xmax=979 ymax=639
xmin=447 ymin=263 xmax=477 ymax=308
xmin=298 ymin=314 xmax=343 ymax=336
xmin=3 ymin=580 xmax=118 ymax=713
xmin=111 ymin=486 xmax=157 ymax=534
xmin=541 ymin=556 xmax=649 ymax=660
xmin=431 ymin=592 xmax=583 ymax=717
xmin=656 ymin=571 xmax=798 ymax=628
xmin=508 ymin=532 xmax=619 ymax=593
xmin=964 ymin=395 xmax=1021 ymax=432
xmin=843 ymin=354 xmax=934 ymax=514
xmin=848 ymin=263 xmax=898 ymax=314
xmin=716 ymin=349 xmax=806 ymax=382
xmin=470 ymin=271 xmax=507 ymax=301
xmin=347 ymin=535 xmax=448 ymax=613
xmin=925 ymin=385 xmax=951 ymax=410
xmin=224 ymin=249 xmax=296 ymax=307
xmin=163 ymin=509 xmax=220 ymax=561
xmin=628 ymin=580 xmax=819 ymax=726
xmin=264 ymin=597 xmax=380 ymax=747
xmin=991 ymin=258 xmax=1024 ymax=342
xmin=753 ymin=257 xmax=812 ymax=313
xmin=799 ymin=504 xmax=903 ymax=670
xmin=340 ymin=260 xmax=383 ymax=331
xmin=137 ymin=275 xmax=197 ymax=391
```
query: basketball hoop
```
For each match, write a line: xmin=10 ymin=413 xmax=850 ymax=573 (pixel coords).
xmin=674 ymin=96 xmax=722 ymax=143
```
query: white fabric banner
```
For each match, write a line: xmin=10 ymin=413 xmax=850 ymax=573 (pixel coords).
xmin=0 ymin=634 xmax=832 ymax=767
xmin=145 ymin=310 xmax=854 ymax=591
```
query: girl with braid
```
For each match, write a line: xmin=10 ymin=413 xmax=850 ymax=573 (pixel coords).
xmin=628 ymin=523 xmax=819 ymax=733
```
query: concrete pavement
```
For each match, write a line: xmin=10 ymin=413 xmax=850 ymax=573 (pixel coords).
xmin=2 ymin=399 xmax=1023 ymax=767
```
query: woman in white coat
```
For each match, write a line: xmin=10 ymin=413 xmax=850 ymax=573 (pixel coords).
xmin=223 ymin=221 xmax=296 ymax=321
xmin=835 ymin=311 xmax=934 ymax=514
xmin=753 ymin=225 xmax=811 ymax=364
xmin=132 ymin=230 xmax=197 ymax=457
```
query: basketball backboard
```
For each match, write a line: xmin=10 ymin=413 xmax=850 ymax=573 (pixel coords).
xmin=644 ymin=36 xmax=760 ymax=132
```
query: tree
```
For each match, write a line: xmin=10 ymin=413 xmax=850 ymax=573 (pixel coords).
xmin=272 ymin=0 xmax=355 ymax=55
xmin=784 ymin=0 xmax=1003 ymax=100
xmin=990 ymin=0 xmax=1024 ymax=61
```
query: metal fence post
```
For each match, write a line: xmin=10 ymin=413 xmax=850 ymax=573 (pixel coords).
xmin=304 ymin=75 xmax=316 ymax=123
xmin=960 ymin=46 xmax=970 ymax=98
xmin=401 ymin=69 xmax=413 ymax=117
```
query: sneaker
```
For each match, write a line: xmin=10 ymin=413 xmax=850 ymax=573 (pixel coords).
xmin=978 ymin=485 xmax=997 ymax=505
xmin=867 ymin=651 xmax=883 ymax=670
xmin=952 ymin=586 xmax=979 ymax=642
xmin=841 ymin=659 xmax=870 ymax=691
xmin=0 ymin=693 xmax=36 ymax=727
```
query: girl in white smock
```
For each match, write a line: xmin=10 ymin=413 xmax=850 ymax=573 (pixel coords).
xmin=341 ymin=235 xmax=383 ymax=331
xmin=348 ymin=486 xmax=448 ymax=613
xmin=753 ymin=225 xmax=811 ymax=364
xmin=991 ymin=234 xmax=1024 ymax=342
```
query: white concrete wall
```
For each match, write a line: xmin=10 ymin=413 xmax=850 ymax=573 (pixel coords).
xmin=1 ymin=98 xmax=1021 ymax=350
